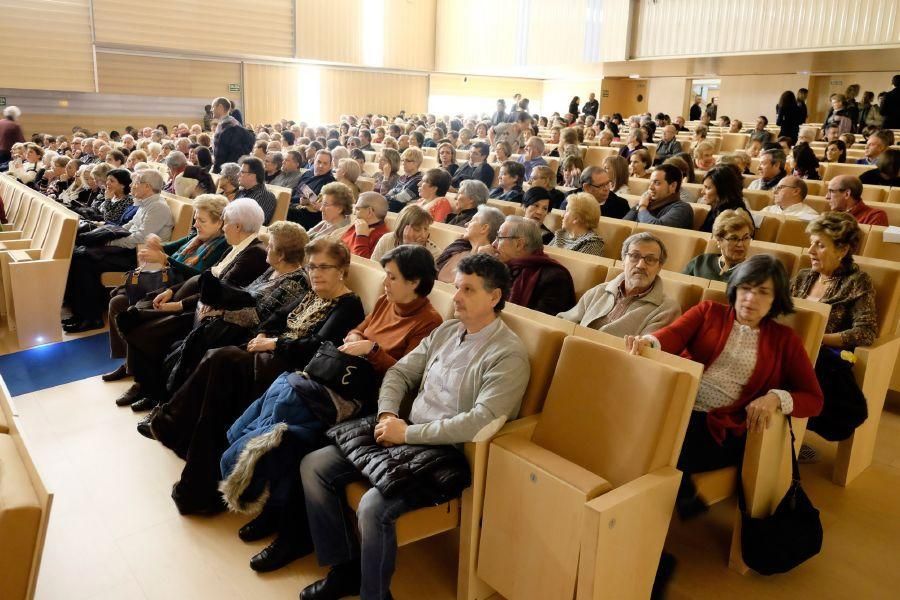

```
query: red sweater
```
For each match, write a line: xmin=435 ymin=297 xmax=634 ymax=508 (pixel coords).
xmin=349 ymin=294 xmax=442 ymax=374
xmin=653 ymin=301 xmax=823 ymax=443
xmin=848 ymin=201 xmax=889 ymax=226
xmin=342 ymin=221 xmax=389 ymax=259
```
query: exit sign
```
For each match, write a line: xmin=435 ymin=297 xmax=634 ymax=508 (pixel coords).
xmin=228 ymin=83 xmax=241 ymax=93
xmin=0 ymin=97 xmax=6 ymax=106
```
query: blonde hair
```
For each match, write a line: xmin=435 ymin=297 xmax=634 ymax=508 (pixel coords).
xmin=337 ymin=157 xmax=361 ymax=183
xmin=263 ymin=221 xmax=309 ymax=265
xmin=565 ymin=192 xmax=600 ymax=228
xmin=401 ymin=147 xmax=423 ymax=166
xmin=712 ymin=209 xmax=754 ymax=238
xmin=192 ymin=194 xmax=228 ymax=223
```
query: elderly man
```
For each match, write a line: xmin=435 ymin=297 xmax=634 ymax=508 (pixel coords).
xmin=517 ymin=136 xmax=548 ymax=180
xmin=175 ymin=137 xmax=191 ymax=157
xmin=300 ymin=253 xmax=528 ymax=600
xmin=263 ymin=152 xmax=284 ymax=184
xmin=358 ymin=129 xmax=374 ymax=152
xmin=483 ymin=215 xmax=575 ymax=315
xmin=689 ymin=96 xmax=703 ymax=121
xmin=856 ymin=129 xmax=894 ymax=166
xmin=164 ymin=151 xmax=189 ymax=194
xmin=491 ymin=111 xmax=530 ymax=153
xmin=562 ymin=166 xmax=629 ymax=219
xmin=236 ymin=156 xmax=277 ymax=225
xmin=211 ymin=96 xmax=253 ymax=173
xmin=0 ymin=106 xmax=25 ymax=170
xmin=270 ymin=150 xmax=303 ymax=189
xmin=747 ymin=148 xmax=787 ymax=191
xmin=79 ymin=137 xmax=98 ymax=165
xmin=446 ymin=179 xmax=489 ymax=226
xmin=450 ymin=141 xmax=494 ymax=190
xmin=341 ymin=191 xmax=389 ymax=258
xmin=63 ymin=169 xmax=174 ymax=332
xmin=558 ymin=232 xmax=681 ymax=335
xmin=623 ymin=164 xmax=694 ymax=229
xmin=582 ymin=92 xmax=599 ymax=118
xmin=654 ymin=125 xmax=681 ymax=165
xmin=289 ymin=149 xmax=336 ymax=228
xmin=827 ymin=175 xmax=888 ymax=226
xmin=761 ymin=176 xmax=819 ymax=218
xmin=121 ymin=134 xmax=136 ymax=155
xmin=672 ymin=116 xmax=688 ymax=133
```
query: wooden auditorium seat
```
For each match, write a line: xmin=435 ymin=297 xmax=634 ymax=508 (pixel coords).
xmin=265 ymin=184 xmax=291 ymax=223
xmin=633 ymin=222 xmax=710 ymax=273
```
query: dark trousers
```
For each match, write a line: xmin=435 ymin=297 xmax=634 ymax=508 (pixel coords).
xmin=676 ymin=411 xmax=746 ymax=501
xmin=107 ymin=293 xmax=129 ymax=360
xmin=65 ymin=247 xmax=136 ymax=320
xmin=287 ymin=205 xmax=322 ymax=229
xmin=124 ymin=312 xmax=194 ymax=402
xmin=301 ymin=445 xmax=418 ymax=600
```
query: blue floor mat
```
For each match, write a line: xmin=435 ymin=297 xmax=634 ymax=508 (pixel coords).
xmin=0 ymin=333 xmax=119 ymax=396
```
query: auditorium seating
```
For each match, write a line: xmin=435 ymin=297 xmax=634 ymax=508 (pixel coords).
xmin=265 ymin=184 xmax=291 ymax=223
xmin=633 ymin=222 xmax=710 ymax=272
xmin=543 ymin=246 xmax=613 ymax=298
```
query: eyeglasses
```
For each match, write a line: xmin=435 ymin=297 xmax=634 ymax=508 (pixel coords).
xmin=305 ymin=264 xmax=340 ymax=273
xmin=354 ymin=204 xmax=371 ymax=210
xmin=774 ymin=185 xmax=800 ymax=191
xmin=826 ymin=187 xmax=847 ymax=194
xmin=624 ymin=252 xmax=660 ymax=265
xmin=586 ymin=181 xmax=610 ymax=189
xmin=495 ymin=235 xmax=522 ymax=241
xmin=720 ymin=234 xmax=753 ymax=244
xmin=240 ymin=170 xmax=252 ymax=175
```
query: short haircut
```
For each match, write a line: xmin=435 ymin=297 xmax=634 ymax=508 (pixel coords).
xmin=223 ymin=197 xmax=265 ymax=233
xmin=192 ymin=194 xmax=228 ymax=223
xmin=472 ymin=205 xmax=506 ymax=242
xmin=358 ymin=191 xmax=389 ymax=219
xmin=871 ymin=129 xmax=895 ymax=148
xmin=337 ymin=157 xmax=361 ymax=183
xmin=458 ymin=179 xmax=489 ymax=206
xmin=456 ymin=254 xmax=511 ymax=313
xmin=761 ymin=148 xmax=786 ymax=168
xmin=423 ymin=167 xmax=451 ymax=196
xmin=504 ymin=215 xmax=543 ymax=253
xmin=653 ymin=163 xmax=683 ymax=191
xmin=726 ymin=254 xmax=794 ymax=319
xmin=219 ymin=162 xmax=241 ymax=188
xmin=320 ymin=181 xmax=355 ymax=216
xmin=306 ymin=237 xmax=352 ymax=277
xmin=132 ymin=168 xmax=164 ymax=192
xmin=527 ymin=136 xmax=545 ymax=153
xmin=500 ymin=160 xmax=525 ymax=184
xmin=212 ymin=97 xmax=230 ymax=112
xmin=401 ymin=147 xmax=423 ymax=166
xmin=266 ymin=152 xmax=284 ymax=169
xmin=621 ymin=231 xmax=668 ymax=265
xmin=380 ymin=244 xmax=438 ymax=297
xmin=806 ymin=211 xmax=862 ymax=266
xmin=165 ymin=151 xmax=188 ymax=170
xmin=631 ymin=148 xmax=652 ymax=169
xmin=239 ymin=156 xmax=265 ymax=187
xmin=565 ymin=192 xmax=600 ymax=227
xmin=712 ymin=209 xmax=754 ymax=238
xmin=471 ymin=141 xmax=491 ymax=157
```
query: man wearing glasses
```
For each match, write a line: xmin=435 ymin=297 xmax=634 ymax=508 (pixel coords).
xmin=236 ymin=156 xmax=277 ymax=225
xmin=558 ymin=232 xmax=680 ymax=336
xmin=563 ymin=166 xmax=629 ymax=219
xmin=341 ymin=191 xmax=390 ymax=258
xmin=761 ymin=176 xmax=818 ymax=218
xmin=826 ymin=175 xmax=888 ymax=226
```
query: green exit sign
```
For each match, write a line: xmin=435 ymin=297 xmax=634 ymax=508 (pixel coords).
xmin=0 ymin=97 xmax=6 ymax=106
xmin=228 ymin=83 xmax=241 ymax=93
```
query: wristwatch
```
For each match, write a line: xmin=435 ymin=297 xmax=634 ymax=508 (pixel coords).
xmin=367 ymin=342 xmax=380 ymax=358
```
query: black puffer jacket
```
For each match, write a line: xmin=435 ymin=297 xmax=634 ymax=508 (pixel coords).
xmin=326 ymin=415 xmax=471 ymax=506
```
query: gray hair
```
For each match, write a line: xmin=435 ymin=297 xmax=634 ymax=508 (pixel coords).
xmin=219 ymin=162 xmax=241 ymax=188
xmin=472 ymin=205 xmax=505 ymax=242
xmin=222 ymin=197 xmax=265 ymax=233
xmin=3 ymin=106 xmax=21 ymax=120
xmin=528 ymin=136 xmax=545 ymax=153
xmin=504 ymin=215 xmax=543 ymax=253
xmin=133 ymin=168 xmax=165 ymax=193
xmin=358 ymin=191 xmax=389 ymax=219
xmin=621 ymin=231 xmax=668 ymax=266
xmin=458 ymin=179 xmax=489 ymax=206
xmin=165 ymin=151 xmax=188 ymax=169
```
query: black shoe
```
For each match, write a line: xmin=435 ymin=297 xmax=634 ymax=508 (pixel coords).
xmin=136 ymin=414 xmax=155 ymax=440
xmin=300 ymin=560 xmax=361 ymax=599
xmin=63 ymin=318 xmax=104 ymax=333
xmin=675 ymin=493 xmax=709 ymax=520
xmin=651 ymin=552 xmax=677 ymax=600
xmin=250 ymin=534 xmax=313 ymax=573
xmin=130 ymin=396 xmax=159 ymax=412
xmin=115 ymin=383 xmax=143 ymax=406
xmin=61 ymin=315 xmax=79 ymax=326
xmin=102 ymin=364 xmax=128 ymax=382
xmin=239 ymin=508 xmax=279 ymax=542
xmin=172 ymin=484 xmax=227 ymax=516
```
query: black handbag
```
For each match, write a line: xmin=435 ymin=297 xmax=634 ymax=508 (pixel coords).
xmin=808 ymin=347 xmax=868 ymax=441
xmin=123 ymin=267 xmax=172 ymax=305
xmin=289 ymin=341 xmax=377 ymax=407
xmin=76 ymin=223 xmax=131 ymax=246
xmin=739 ymin=417 xmax=823 ymax=575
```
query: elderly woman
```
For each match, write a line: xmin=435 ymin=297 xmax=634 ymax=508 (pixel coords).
xmin=218 ymin=244 xmax=444 ymax=571
xmin=791 ymin=212 xmax=877 ymax=451
xmin=559 ymin=232 xmax=680 ymax=335
xmin=697 ymin=164 xmax=752 ymax=233
xmin=413 ymin=167 xmax=453 ymax=222
xmin=372 ymin=204 xmax=440 ymax=262
xmin=436 ymin=205 xmax=505 ymax=283
xmin=384 ymin=147 xmax=424 ymax=213
xmin=489 ymin=160 xmax=526 ymax=203
xmin=692 ymin=141 xmax=717 ymax=171
xmin=94 ymin=169 xmax=134 ymax=225
xmin=142 ymin=239 xmax=365 ymax=517
xmin=335 ymin=157 xmax=361 ymax=199
xmin=683 ymin=210 xmax=754 ymax=282
xmin=627 ymin=255 xmax=823 ymax=516
xmin=493 ymin=141 xmax=512 ymax=163
xmin=522 ymin=186 xmax=555 ymax=245
xmin=618 ymin=130 xmax=645 ymax=159
xmin=63 ymin=169 xmax=175 ymax=333
xmin=103 ymin=195 xmax=231 ymax=380
xmin=373 ymin=148 xmax=401 ymax=195
xmin=444 ymin=179 xmax=487 ymax=227
xmin=125 ymin=150 xmax=148 ymax=170
xmin=437 ymin=141 xmax=459 ymax=177
xmin=121 ymin=220 xmax=308 ymax=412
xmin=306 ymin=181 xmax=354 ymax=241
xmin=216 ymin=162 xmax=241 ymax=201
xmin=549 ymin=192 xmax=604 ymax=256
xmin=629 ymin=149 xmax=652 ymax=179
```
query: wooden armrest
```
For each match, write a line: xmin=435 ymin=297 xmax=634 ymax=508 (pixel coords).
xmin=0 ymin=230 xmax=24 ymax=240
xmin=9 ymin=249 xmax=35 ymax=262
xmin=577 ymin=467 xmax=681 ymax=600
xmin=0 ymin=239 xmax=33 ymax=250
xmin=491 ymin=435 xmax=611 ymax=497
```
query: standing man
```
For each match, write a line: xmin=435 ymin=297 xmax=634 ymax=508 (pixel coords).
xmin=212 ymin=96 xmax=253 ymax=173
xmin=689 ymin=96 xmax=703 ymax=121
xmin=0 ymin=106 xmax=25 ymax=171
xmin=882 ymin=75 xmax=900 ymax=129
xmin=582 ymin=92 xmax=599 ymax=118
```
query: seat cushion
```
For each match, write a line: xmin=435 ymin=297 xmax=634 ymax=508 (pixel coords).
xmin=346 ymin=481 xmax=460 ymax=546
xmin=0 ymin=434 xmax=42 ymax=600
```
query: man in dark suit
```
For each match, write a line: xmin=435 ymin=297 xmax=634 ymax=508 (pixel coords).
xmin=882 ymin=74 xmax=900 ymax=129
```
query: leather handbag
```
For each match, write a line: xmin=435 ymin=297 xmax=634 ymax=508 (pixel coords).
xmin=290 ymin=341 xmax=377 ymax=407
xmin=738 ymin=417 xmax=823 ymax=575
xmin=123 ymin=267 xmax=171 ymax=305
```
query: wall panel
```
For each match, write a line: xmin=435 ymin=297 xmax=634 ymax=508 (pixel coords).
xmin=647 ymin=77 xmax=689 ymax=121
xmin=435 ymin=0 xmax=520 ymax=76
xmin=429 ymin=74 xmax=544 ymax=115
xmin=320 ymin=70 xmax=427 ymax=122
xmin=97 ymin=53 xmax=240 ymax=99
xmin=242 ymin=63 xmax=301 ymax=125
xmin=93 ymin=0 xmax=294 ymax=58
xmin=295 ymin=0 xmax=364 ymax=64
xmin=542 ymin=79 xmax=603 ymax=117
xmin=0 ymin=0 xmax=94 ymax=92
xmin=384 ymin=0 xmax=436 ymax=70
xmin=600 ymin=78 xmax=648 ymax=117
xmin=717 ymin=74 xmax=810 ymax=123
xmin=634 ymin=0 xmax=900 ymax=59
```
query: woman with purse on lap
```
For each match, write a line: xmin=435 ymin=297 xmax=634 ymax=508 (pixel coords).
xmin=217 ymin=244 xmax=443 ymax=573
xmin=103 ymin=194 xmax=230 ymax=382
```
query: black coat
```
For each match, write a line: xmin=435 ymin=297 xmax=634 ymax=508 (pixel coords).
xmin=213 ymin=123 xmax=254 ymax=173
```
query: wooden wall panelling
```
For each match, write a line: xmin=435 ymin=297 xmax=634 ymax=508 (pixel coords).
xmin=242 ymin=63 xmax=301 ymax=126
xmin=319 ymin=69 xmax=427 ymax=123
xmin=383 ymin=0 xmax=436 ymax=71
xmin=295 ymin=0 xmax=363 ymax=64
xmin=97 ymin=53 xmax=241 ymax=99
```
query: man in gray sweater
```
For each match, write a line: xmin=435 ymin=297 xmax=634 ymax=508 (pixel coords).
xmin=299 ymin=254 xmax=530 ymax=600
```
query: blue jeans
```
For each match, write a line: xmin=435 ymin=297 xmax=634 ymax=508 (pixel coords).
xmin=300 ymin=445 xmax=416 ymax=600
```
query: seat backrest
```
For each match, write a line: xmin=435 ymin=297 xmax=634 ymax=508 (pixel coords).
xmin=593 ymin=216 xmax=635 ymax=260
xmin=500 ymin=303 xmax=574 ymax=417
xmin=18 ymin=199 xmax=46 ymax=240
xmin=357 ymin=177 xmax=375 ymax=194
xmin=860 ymin=185 xmax=889 ymax=204
xmin=690 ymin=202 xmax=710 ymax=230
xmin=750 ymin=211 xmax=782 ymax=242
xmin=627 ymin=178 xmax=650 ymax=196
xmin=427 ymin=280 xmax=457 ymax=320
xmin=633 ymin=222 xmax=710 ymax=273
xmin=604 ymin=266 xmax=705 ymax=315
xmin=40 ymin=211 xmax=77 ymax=260
xmin=27 ymin=203 xmax=55 ymax=248
xmin=265 ymin=184 xmax=291 ymax=223
xmin=532 ymin=336 xmax=700 ymax=487
xmin=888 ymin=188 xmax=900 ymax=204
xmin=545 ymin=209 xmax=563 ymax=232
xmin=346 ymin=255 xmax=385 ymax=314
xmin=852 ymin=255 xmax=900 ymax=338
xmin=741 ymin=174 xmax=760 ymax=189
xmin=429 ymin=222 xmax=463 ymax=251
xmin=804 ymin=180 xmax=824 ymax=196
xmin=583 ymin=146 xmax=618 ymax=167
xmin=164 ymin=197 xmax=194 ymax=240
xmin=681 ymin=182 xmax=703 ymax=202
xmin=486 ymin=198 xmax=523 ymax=217
xmin=720 ymin=133 xmax=749 ymax=152
xmin=742 ymin=189 xmax=773 ymax=211
xmin=870 ymin=200 xmax=900 ymax=227
xmin=774 ymin=216 xmax=813 ymax=247
xmin=861 ymin=226 xmax=900 ymax=262
xmin=822 ymin=162 xmax=873 ymax=181
xmin=542 ymin=246 xmax=611 ymax=299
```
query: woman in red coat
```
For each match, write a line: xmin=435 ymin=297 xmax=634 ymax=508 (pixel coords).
xmin=627 ymin=254 xmax=823 ymax=517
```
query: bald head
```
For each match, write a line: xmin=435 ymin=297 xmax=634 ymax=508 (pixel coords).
xmin=774 ymin=175 xmax=807 ymax=210
xmin=826 ymin=175 xmax=862 ymax=212
xmin=357 ymin=191 xmax=388 ymax=220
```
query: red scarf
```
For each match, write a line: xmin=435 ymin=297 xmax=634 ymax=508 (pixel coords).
xmin=507 ymin=251 xmax=563 ymax=307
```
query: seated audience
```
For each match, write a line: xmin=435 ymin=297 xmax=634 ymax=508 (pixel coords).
xmin=290 ymin=149 xmax=336 ymax=228
xmin=373 ymin=148 xmax=401 ymax=194
xmin=521 ymin=187 xmax=555 ymax=244
xmin=697 ymin=165 xmax=752 ymax=233
xmin=604 ymin=154 xmax=630 ymax=195
xmin=627 ymin=255 xmax=823 ymax=517
xmin=549 ymin=192 xmax=604 ymax=256
xmin=306 ymin=182 xmax=354 ymax=241
xmin=747 ymin=148 xmax=787 ymax=191
xmin=481 ymin=215 xmax=575 ymax=315
xmin=791 ymin=142 xmax=821 ymax=180
xmin=436 ymin=205 xmax=505 ymax=283
xmin=565 ymin=166 xmax=630 ymax=220
xmin=517 ymin=136 xmax=547 ymax=180
xmin=335 ymin=157 xmax=362 ymax=199
xmin=384 ymin=147 xmax=423 ymax=213
xmin=270 ymin=150 xmax=304 ymax=189
xmin=94 ymin=168 xmax=134 ymax=225
xmin=236 ymin=156 xmax=277 ymax=225
xmin=856 ymin=129 xmax=894 ymax=166
xmin=683 ymin=210 xmax=754 ymax=282
xmin=371 ymin=204 xmax=440 ymax=262
xmin=414 ymin=167 xmax=453 ymax=222
xmin=341 ymin=191 xmax=390 ymax=258
xmin=623 ymin=164 xmax=694 ymax=229
xmin=692 ymin=141 xmax=717 ymax=171
xmin=561 ymin=154 xmax=583 ymax=188
xmin=450 ymin=141 xmax=494 ymax=190
xmin=762 ymin=176 xmax=819 ymax=218
xmin=489 ymin=160 xmax=526 ymax=203
xmin=299 ymin=253 xmax=529 ymax=600
xmin=528 ymin=165 xmax=566 ymax=209
xmin=824 ymin=140 xmax=847 ymax=163
xmin=445 ymin=179 xmax=489 ymax=227
xmin=437 ymin=141 xmax=459 ymax=176
xmin=859 ymin=148 xmax=900 ymax=187
xmin=655 ymin=125 xmax=681 ymax=165
xmin=826 ymin=175 xmax=888 ymax=226
xmin=559 ymin=232 xmax=680 ymax=335
xmin=629 ymin=148 xmax=652 ymax=179
xmin=493 ymin=141 xmax=512 ymax=162
xmin=618 ymin=130 xmax=645 ymax=159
